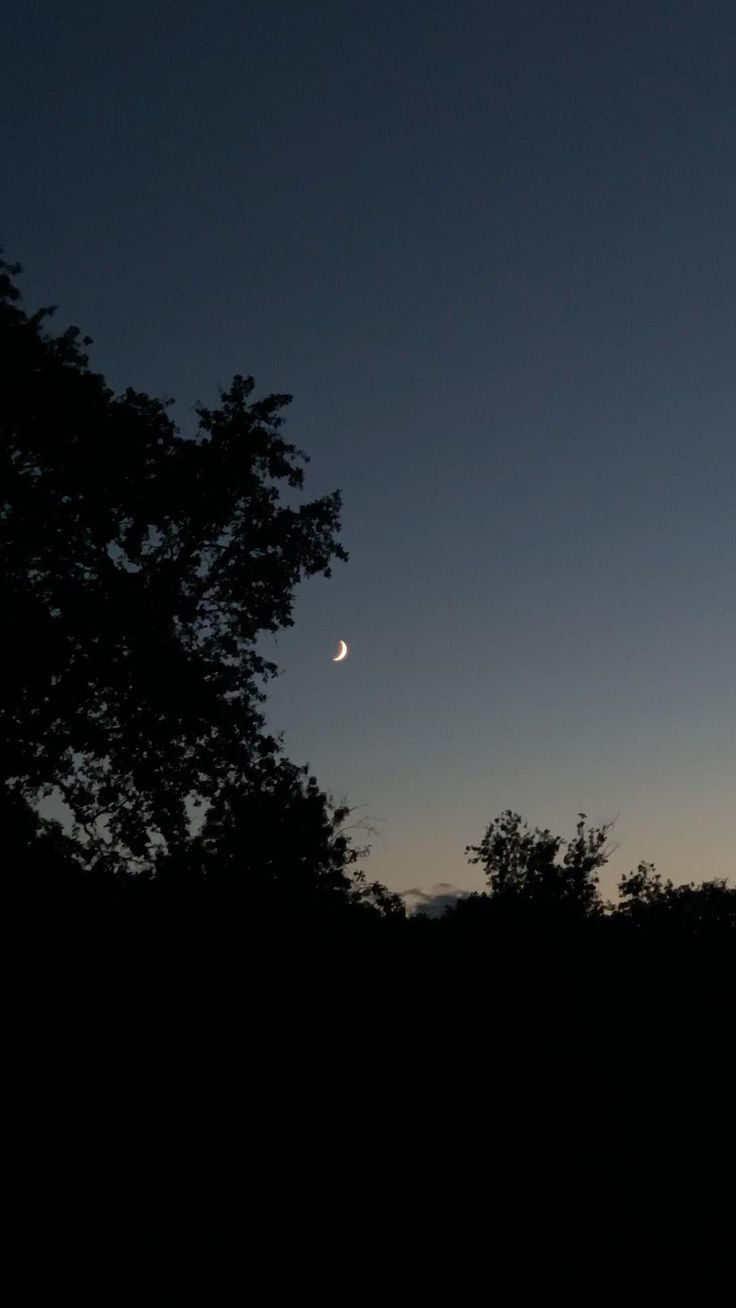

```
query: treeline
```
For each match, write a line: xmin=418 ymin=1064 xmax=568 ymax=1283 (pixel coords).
xmin=8 ymin=780 xmax=735 ymax=945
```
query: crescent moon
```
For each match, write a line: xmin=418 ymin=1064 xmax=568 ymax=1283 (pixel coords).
xmin=333 ymin=639 xmax=348 ymax=662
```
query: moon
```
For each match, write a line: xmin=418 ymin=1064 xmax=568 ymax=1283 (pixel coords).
xmin=333 ymin=639 xmax=349 ymax=662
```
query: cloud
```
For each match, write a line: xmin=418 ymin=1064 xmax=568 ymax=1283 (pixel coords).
xmin=401 ymin=883 xmax=471 ymax=918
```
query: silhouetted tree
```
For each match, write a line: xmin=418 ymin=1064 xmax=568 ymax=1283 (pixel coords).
xmin=1 ymin=255 xmax=370 ymax=903
xmin=463 ymin=809 xmax=611 ymax=922
xmin=617 ymin=862 xmax=736 ymax=934
xmin=152 ymin=758 xmax=405 ymax=918
xmin=1 ymin=783 xmax=81 ymax=886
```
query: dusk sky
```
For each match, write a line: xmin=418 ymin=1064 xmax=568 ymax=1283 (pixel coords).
xmin=4 ymin=0 xmax=734 ymax=898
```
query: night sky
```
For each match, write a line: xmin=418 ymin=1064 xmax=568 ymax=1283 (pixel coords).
xmin=3 ymin=1 xmax=734 ymax=897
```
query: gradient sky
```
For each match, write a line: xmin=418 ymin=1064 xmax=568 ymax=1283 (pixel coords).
xmin=3 ymin=0 xmax=734 ymax=897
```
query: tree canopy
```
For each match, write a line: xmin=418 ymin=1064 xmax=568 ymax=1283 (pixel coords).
xmin=463 ymin=809 xmax=611 ymax=921
xmin=0 ymin=255 xmax=367 ymax=900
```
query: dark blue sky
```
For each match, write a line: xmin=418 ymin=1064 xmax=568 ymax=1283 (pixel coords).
xmin=3 ymin=0 xmax=734 ymax=893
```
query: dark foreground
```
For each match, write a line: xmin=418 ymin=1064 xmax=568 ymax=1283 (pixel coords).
xmin=14 ymin=903 xmax=735 ymax=1305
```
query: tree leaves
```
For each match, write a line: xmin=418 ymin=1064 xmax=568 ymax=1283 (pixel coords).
xmin=1 ymin=257 xmax=351 ymax=884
